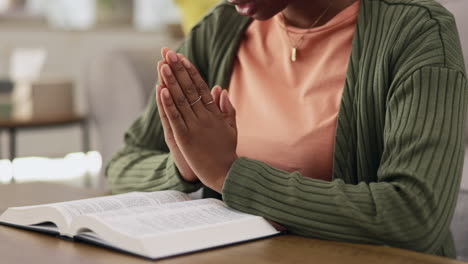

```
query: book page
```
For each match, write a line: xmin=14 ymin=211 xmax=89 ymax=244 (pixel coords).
xmin=51 ymin=190 xmax=191 ymax=222
xmin=0 ymin=190 xmax=191 ymax=237
xmin=0 ymin=206 xmax=68 ymax=234
xmin=72 ymin=199 xmax=258 ymax=238
xmin=71 ymin=199 xmax=279 ymax=259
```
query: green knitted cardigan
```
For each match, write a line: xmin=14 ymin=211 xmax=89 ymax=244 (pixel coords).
xmin=106 ymin=0 xmax=468 ymax=257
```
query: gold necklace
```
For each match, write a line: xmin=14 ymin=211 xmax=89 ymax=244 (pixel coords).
xmin=282 ymin=0 xmax=334 ymax=62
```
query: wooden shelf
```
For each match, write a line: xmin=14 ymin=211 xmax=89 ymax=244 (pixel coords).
xmin=0 ymin=115 xmax=86 ymax=129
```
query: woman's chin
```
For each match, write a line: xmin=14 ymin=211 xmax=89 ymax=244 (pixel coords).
xmin=249 ymin=13 xmax=273 ymax=21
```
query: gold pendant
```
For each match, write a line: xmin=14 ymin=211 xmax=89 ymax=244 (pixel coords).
xmin=291 ymin=48 xmax=297 ymax=62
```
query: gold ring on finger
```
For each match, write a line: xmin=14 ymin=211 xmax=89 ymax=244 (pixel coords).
xmin=189 ymin=96 xmax=202 ymax=106
xmin=204 ymin=100 xmax=215 ymax=106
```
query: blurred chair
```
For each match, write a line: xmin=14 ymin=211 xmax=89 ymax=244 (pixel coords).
xmin=452 ymin=190 xmax=468 ymax=260
xmin=85 ymin=47 xmax=162 ymax=175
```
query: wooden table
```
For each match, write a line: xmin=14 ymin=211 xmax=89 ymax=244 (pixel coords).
xmin=0 ymin=115 xmax=89 ymax=160
xmin=0 ymin=183 xmax=465 ymax=264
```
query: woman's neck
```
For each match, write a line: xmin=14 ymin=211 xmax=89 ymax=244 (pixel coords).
xmin=282 ymin=0 xmax=357 ymax=28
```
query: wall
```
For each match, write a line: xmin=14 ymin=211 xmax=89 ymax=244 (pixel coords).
xmin=0 ymin=26 xmax=177 ymax=159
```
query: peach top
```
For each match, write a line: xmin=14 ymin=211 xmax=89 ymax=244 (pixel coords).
xmin=227 ymin=1 xmax=359 ymax=181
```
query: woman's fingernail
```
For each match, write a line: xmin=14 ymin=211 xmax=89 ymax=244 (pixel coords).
xmin=163 ymin=89 xmax=170 ymax=98
xmin=182 ymin=58 xmax=191 ymax=69
xmin=163 ymin=65 xmax=172 ymax=76
xmin=168 ymin=51 xmax=178 ymax=62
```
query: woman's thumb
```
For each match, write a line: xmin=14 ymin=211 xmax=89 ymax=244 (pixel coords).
xmin=220 ymin=90 xmax=236 ymax=130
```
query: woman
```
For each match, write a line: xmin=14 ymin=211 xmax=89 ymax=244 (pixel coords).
xmin=106 ymin=0 xmax=467 ymax=257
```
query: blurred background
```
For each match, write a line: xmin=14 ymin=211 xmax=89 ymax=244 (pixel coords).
xmin=0 ymin=0 xmax=218 ymax=189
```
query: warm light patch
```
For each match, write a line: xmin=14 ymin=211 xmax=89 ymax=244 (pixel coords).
xmin=0 ymin=151 xmax=102 ymax=185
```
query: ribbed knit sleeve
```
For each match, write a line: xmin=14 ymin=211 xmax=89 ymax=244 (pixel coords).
xmin=105 ymin=144 xmax=203 ymax=194
xmin=223 ymin=67 xmax=467 ymax=255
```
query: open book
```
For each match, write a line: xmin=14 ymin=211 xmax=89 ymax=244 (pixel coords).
xmin=0 ymin=190 xmax=280 ymax=259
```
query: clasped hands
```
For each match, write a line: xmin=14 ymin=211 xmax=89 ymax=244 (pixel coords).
xmin=155 ymin=48 xmax=238 ymax=193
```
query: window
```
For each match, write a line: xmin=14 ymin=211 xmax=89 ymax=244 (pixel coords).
xmin=0 ymin=0 xmax=181 ymax=31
